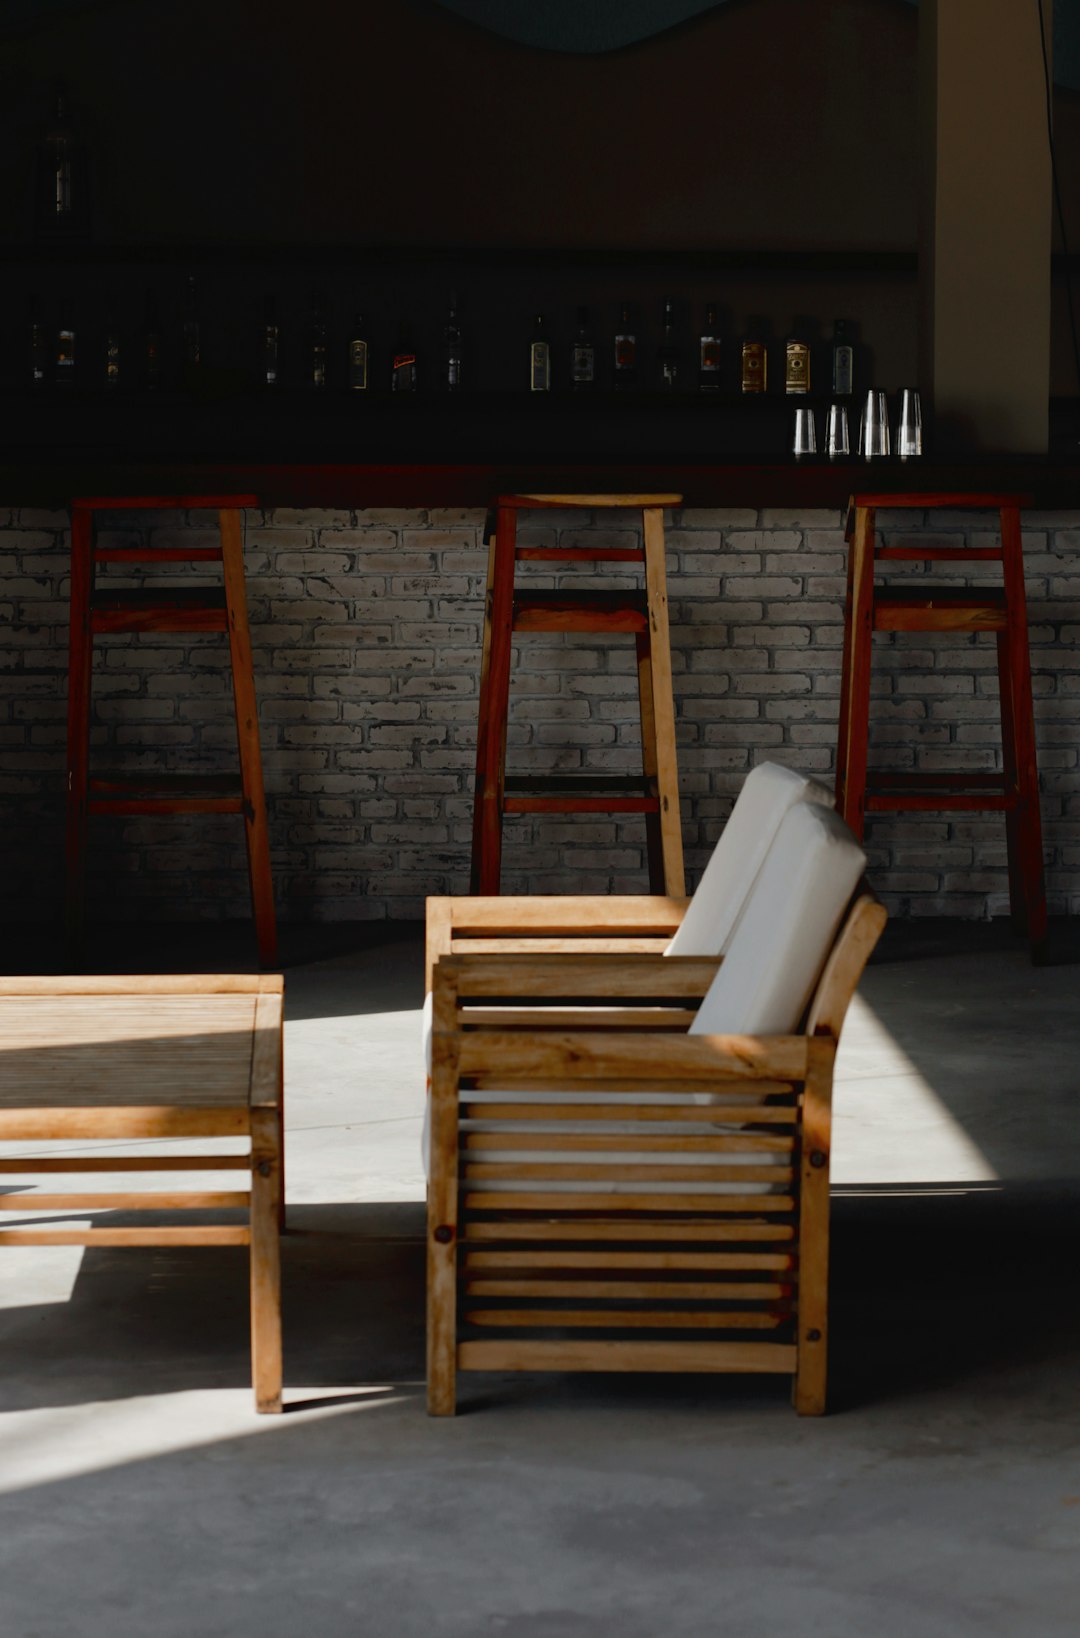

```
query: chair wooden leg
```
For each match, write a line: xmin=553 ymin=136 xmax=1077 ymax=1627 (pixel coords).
xmin=65 ymin=505 xmax=95 ymax=960
xmin=642 ymin=506 xmax=685 ymax=897
xmin=837 ymin=504 xmax=876 ymax=842
xmin=427 ymin=981 xmax=461 ymax=1415
xmin=999 ymin=507 xmax=1047 ymax=946
xmin=470 ymin=506 xmax=516 ymax=895
xmin=220 ymin=508 xmax=278 ymax=967
xmin=635 ymin=629 xmax=665 ymax=892
xmin=793 ymin=1042 xmax=833 ymax=1416
xmin=250 ymin=1105 xmax=283 ymax=1414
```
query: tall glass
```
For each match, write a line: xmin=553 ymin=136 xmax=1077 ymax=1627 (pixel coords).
xmin=859 ymin=390 xmax=890 ymax=459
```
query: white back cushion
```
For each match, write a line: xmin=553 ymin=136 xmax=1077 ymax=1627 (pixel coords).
xmin=666 ymin=761 xmax=833 ymax=957
xmin=690 ymin=802 xmax=866 ymax=1037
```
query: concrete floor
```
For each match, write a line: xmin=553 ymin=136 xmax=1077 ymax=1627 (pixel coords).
xmin=2 ymin=920 xmax=1079 ymax=1636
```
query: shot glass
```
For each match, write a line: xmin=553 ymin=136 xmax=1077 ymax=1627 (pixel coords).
xmin=859 ymin=390 xmax=890 ymax=459
xmin=896 ymin=388 xmax=923 ymax=459
xmin=825 ymin=402 xmax=850 ymax=460
xmin=792 ymin=405 xmax=817 ymax=459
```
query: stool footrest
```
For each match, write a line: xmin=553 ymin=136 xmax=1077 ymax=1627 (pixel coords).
xmin=91 ymin=587 xmax=229 ymax=635
xmin=88 ymin=773 xmax=245 ymax=816
xmin=512 ymin=590 xmax=648 ymax=634
xmin=864 ymin=770 xmax=1012 ymax=813
xmin=504 ymin=774 xmax=657 ymax=815
xmin=873 ymin=586 xmax=1007 ymax=633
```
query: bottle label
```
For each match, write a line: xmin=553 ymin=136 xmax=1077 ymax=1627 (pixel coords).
xmin=785 ymin=342 xmax=810 ymax=394
xmin=530 ymin=341 xmax=550 ymax=391
xmin=349 ymin=339 xmax=368 ymax=390
xmin=700 ymin=339 xmax=721 ymax=372
xmin=741 ymin=342 xmax=766 ymax=393
xmin=392 ymin=354 xmax=416 ymax=391
xmin=614 ymin=334 xmax=636 ymax=370
xmin=446 ymin=354 xmax=461 ymax=388
xmin=571 ymin=344 xmax=595 ymax=384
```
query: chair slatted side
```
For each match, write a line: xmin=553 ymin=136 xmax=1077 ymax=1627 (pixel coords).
xmin=454 ymin=1051 xmax=804 ymax=1359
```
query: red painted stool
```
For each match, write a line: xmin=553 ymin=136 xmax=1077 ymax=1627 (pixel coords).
xmin=471 ymin=493 xmax=685 ymax=897
xmin=66 ymin=494 xmax=277 ymax=965
xmin=835 ymin=491 xmax=1045 ymax=943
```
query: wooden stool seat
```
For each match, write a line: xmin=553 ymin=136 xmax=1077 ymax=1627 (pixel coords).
xmin=0 ymin=975 xmax=285 ymax=1414
xmin=471 ymin=493 xmax=685 ymax=896
xmin=66 ymin=495 xmax=277 ymax=965
xmin=836 ymin=491 xmax=1045 ymax=942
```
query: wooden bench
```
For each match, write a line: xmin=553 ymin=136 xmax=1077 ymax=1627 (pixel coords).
xmin=0 ymin=975 xmax=285 ymax=1413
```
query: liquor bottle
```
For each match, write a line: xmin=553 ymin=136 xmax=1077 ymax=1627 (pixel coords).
xmin=657 ymin=295 xmax=680 ymax=391
xmin=261 ymin=295 xmax=280 ymax=388
xmin=181 ymin=276 xmax=201 ymax=371
xmin=309 ymin=295 xmax=327 ymax=389
xmin=103 ymin=310 xmax=121 ymax=390
xmin=347 ymin=312 xmax=369 ymax=391
xmin=613 ymin=303 xmax=637 ymax=390
xmin=832 ymin=319 xmax=854 ymax=397
xmin=698 ymin=303 xmax=721 ymax=392
xmin=55 ymin=307 xmax=76 ymax=387
xmin=28 ymin=297 xmax=49 ymax=389
xmin=529 ymin=313 xmax=551 ymax=392
xmin=34 ymin=85 xmax=88 ymax=241
xmin=785 ymin=334 xmax=811 ymax=394
xmin=442 ymin=295 xmax=463 ymax=391
xmin=141 ymin=289 xmax=162 ymax=391
xmin=391 ymin=324 xmax=417 ymax=392
xmin=570 ymin=306 xmax=596 ymax=389
xmin=740 ymin=318 xmax=767 ymax=394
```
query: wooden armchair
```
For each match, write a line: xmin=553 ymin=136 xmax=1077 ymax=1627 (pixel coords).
xmin=426 ymin=803 xmax=885 ymax=1416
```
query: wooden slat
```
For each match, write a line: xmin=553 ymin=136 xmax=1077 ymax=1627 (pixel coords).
xmin=463 ymin=1250 xmax=794 ymax=1270
xmin=848 ymin=491 xmax=1031 ymax=508
xmin=0 ymin=1225 xmax=251 ymax=1246
xmin=445 ymin=954 xmax=722 ymax=999
xmin=90 ymin=797 xmax=245 ymax=816
xmin=456 ymin=1031 xmax=808 ymax=1081
xmin=464 ymin=1162 xmax=792 ymax=1183
xmin=461 ymin=1100 xmax=797 ymax=1122
xmin=462 ymin=1132 xmax=795 ymax=1153
xmin=0 ymin=1156 xmax=247 ymax=1173
xmin=461 ymin=1221 xmax=796 ymax=1244
xmin=457 ymin=1338 xmax=796 ymax=1373
xmin=876 ymin=546 xmax=1002 ymax=560
xmin=451 ymin=937 xmax=674 ymax=957
xmin=867 ymin=792 xmax=1010 ymax=812
xmin=0 ymin=1191 xmax=249 ymax=1210
xmin=874 ymin=597 xmax=1007 ymax=633
xmin=94 ymin=547 xmax=223 ymax=562
xmin=461 ymin=1008 xmax=699 ymax=1030
xmin=438 ymin=895 xmax=689 ymax=935
xmin=249 ymin=1104 xmax=283 ymax=1414
xmin=0 ymin=1109 xmax=250 ymax=1139
xmin=0 ymin=975 xmax=280 ymax=996
xmin=464 ymin=1309 xmax=786 ymax=1331
xmin=516 ymin=547 xmax=643 ymax=562
xmin=92 ymin=607 xmax=229 ymax=635
xmin=463 ymin=1279 xmax=790 ymax=1301
xmin=464 ymin=1191 xmax=796 ymax=1213
xmin=512 ymin=594 xmax=648 ymax=634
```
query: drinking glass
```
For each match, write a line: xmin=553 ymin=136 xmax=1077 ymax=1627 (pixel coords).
xmin=792 ymin=406 xmax=817 ymax=459
xmin=896 ymin=388 xmax=923 ymax=459
xmin=825 ymin=403 xmax=850 ymax=459
xmin=859 ymin=390 xmax=890 ymax=459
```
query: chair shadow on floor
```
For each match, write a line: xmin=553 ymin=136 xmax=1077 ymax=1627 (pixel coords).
xmin=2 ymin=1191 xmax=1079 ymax=1417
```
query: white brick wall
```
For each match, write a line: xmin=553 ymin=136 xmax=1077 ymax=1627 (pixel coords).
xmin=1 ymin=502 xmax=1078 ymax=923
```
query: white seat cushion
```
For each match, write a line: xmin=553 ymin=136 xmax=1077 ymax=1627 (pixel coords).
xmin=690 ymin=802 xmax=866 ymax=1037
xmin=665 ymin=760 xmax=833 ymax=957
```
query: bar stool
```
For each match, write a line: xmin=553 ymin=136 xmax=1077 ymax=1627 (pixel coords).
xmin=66 ymin=494 xmax=277 ymax=965
xmin=835 ymin=491 xmax=1045 ymax=943
xmin=471 ymin=493 xmax=685 ymax=896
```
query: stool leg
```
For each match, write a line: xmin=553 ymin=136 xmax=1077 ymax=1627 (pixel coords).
xmin=837 ymin=504 xmax=876 ymax=841
xmin=250 ymin=1105 xmax=283 ymax=1414
xmin=65 ymin=506 xmax=94 ymax=960
xmin=220 ymin=509 xmax=278 ymax=967
xmin=635 ymin=629 xmax=664 ymax=892
xmin=998 ymin=508 xmax=1047 ymax=944
xmin=471 ymin=505 xmax=516 ymax=894
xmin=641 ymin=507 xmax=684 ymax=897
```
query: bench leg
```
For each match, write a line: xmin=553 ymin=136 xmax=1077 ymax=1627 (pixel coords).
xmin=250 ymin=1106 xmax=283 ymax=1413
